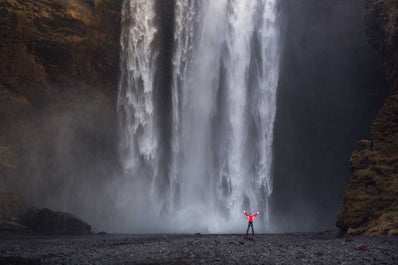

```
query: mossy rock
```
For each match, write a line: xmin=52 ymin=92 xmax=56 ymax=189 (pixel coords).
xmin=338 ymin=90 xmax=398 ymax=235
xmin=338 ymin=1 xmax=398 ymax=234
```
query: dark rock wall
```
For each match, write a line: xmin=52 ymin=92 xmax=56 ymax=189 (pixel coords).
xmin=0 ymin=0 xmax=121 ymax=230
xmin=271 ymin=0 xmax=388 ymax=232
xmin=337 ymin=0 xmax=398 ymax=236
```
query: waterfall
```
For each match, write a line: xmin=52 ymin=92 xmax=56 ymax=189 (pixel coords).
xmin=118 ymin=0 xmax=159 ymax=182
xmin=118 ymin=0 xmax=281 ymax=233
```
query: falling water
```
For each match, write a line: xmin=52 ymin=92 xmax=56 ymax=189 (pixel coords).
xmin=118 ymin=0 xmax=281 ymax=233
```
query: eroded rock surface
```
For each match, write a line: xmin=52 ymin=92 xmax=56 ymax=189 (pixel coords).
xmin=0 ymin=0 xmax=120 ymax=223
xmin=337 ymin=0 xmax=398 ymax=236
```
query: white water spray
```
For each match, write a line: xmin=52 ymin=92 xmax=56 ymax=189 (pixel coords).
xmin=118 ymin=0 xmax=281 ymax=233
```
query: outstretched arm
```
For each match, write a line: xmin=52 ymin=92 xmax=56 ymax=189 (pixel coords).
xmin=243 ymin=210 xmax=248 ymax=216
xmin=254 ymin=212 xmax=259 ymax=217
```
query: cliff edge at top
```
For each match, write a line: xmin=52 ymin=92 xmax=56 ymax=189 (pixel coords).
xmin=337 ymin=0 xmax=398 ymax=236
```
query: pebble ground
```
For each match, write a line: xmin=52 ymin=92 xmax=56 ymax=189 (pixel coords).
xmin=1 ymin=231 xmax=397 ymax=264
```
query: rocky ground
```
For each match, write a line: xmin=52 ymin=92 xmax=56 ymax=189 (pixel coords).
xmin=0 ymin=231 xmax=397 ymax=264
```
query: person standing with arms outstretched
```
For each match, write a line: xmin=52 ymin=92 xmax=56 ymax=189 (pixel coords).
xmin=243 ymin=210 xmax=259 ymax=236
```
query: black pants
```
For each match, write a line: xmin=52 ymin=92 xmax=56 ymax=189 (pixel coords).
xmin=246 ymin=222 xmax=254 ymax=236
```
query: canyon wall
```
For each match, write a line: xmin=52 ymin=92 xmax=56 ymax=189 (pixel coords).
xmin=1 ymin=0 xmax=397 ymax=234
xmin=337 ymin=0 xmax=398 ymax=236
xmin=0 ymin=0 xmax=121 ymax=228
xmin=271 ymin=0 xmax=387 ymax=232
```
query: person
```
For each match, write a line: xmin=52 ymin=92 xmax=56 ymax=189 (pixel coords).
xmin=243 ymin=210 xmax=259 ymax=236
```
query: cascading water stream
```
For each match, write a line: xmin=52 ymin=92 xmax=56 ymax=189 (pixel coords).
xmin=118 ymin=0 xmax=158 ymax=185
xmin=117 ymin=0 xmax=281 ymax=233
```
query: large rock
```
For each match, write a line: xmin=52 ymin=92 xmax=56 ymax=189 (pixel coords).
xmin=337 ymin=0 xmax=398 ymax=236
xmin=0 ymin=186 xmax=91 ymax=234
xmin=22 ymin=208 xmax=91 ymax=234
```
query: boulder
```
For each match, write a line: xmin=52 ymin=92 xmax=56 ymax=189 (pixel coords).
xmin=22 ymin=208 xmax=91 ymax=234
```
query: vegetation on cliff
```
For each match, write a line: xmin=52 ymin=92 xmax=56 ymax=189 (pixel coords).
xmin=274 ymin=0 xmax=387 ymax=231
xmin=337 ymin=0 xmax=398 ymax=236
xmin=0 ymin=0 xmax=120 ymax=91
xmin=0 ymin=0 xmax=121 ymax=223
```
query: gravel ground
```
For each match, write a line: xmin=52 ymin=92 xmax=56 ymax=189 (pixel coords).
xmin=0 ymin=231 xmax=397 ymax=264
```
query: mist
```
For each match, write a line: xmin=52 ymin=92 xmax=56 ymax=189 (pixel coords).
xmin=270 ymin=0 xmax=387 ymax=232
xmin=11 ymin=89 xmax=120 ymax=232
xmin=1 ymin=0 xmax=388 ymax=234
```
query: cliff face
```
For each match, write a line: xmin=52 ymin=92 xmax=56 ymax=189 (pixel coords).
xmin=0 ymin=0 xmax=121 ymax=223
xmin=337 ymin=0 xmax=398 ymax=236
xmin=272 ymin=0 xmax=387 ymax=231
xmin=0 ymin=0 xmax=120 ymax=86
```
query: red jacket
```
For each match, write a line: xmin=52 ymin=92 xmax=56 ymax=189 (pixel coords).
xmin=244 ymin=211 xmax=259 ymax=223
